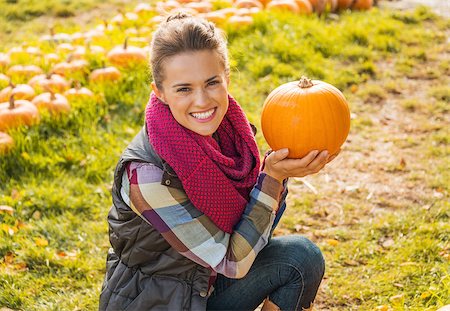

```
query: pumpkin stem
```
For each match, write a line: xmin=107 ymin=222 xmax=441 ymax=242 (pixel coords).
xmin=50 ymin=91 xmax=56 ymax=101
xmin=66 ymin=53 xmax=73 ymax=63
xmin=298 ymin=76 xmax=314 ymax=88
xmin=9 ymin=95 xmax=15 ymax=110
xmin=123 ymin=37 xmax=128 ymax=50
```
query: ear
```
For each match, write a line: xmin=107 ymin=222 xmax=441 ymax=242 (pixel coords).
xmin=151 ymin=81 xmax=165 ymax=102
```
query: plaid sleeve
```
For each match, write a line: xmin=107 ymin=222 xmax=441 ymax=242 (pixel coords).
xmin=122 ymin=161 xmax=283 ymax=279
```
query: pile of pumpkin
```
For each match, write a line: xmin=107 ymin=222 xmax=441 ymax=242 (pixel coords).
xmin=0 ymin=0 xmax=375 ymax=154
xmin=146 ymin=0 xmax=376 ymax=27
xmin=0 ymin=36 xmax=149 ymax=155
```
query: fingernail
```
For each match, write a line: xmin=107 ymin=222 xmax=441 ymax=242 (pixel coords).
xmin=324 ymin=151 xmax=329 ymax=157
xmin=313 ymin=150 xmax=319 ymax=156
xmin=280 ymin=148 xmax=289 ymax=155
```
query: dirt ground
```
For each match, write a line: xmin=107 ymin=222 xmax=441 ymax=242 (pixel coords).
xmin=380 ymin=0 xmax=450 ymax=17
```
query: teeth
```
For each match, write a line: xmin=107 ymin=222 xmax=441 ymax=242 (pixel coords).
xmin=191 ymin=108 xmax=215 ymax=120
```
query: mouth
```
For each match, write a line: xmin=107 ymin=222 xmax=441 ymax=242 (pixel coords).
xmin=190 ymin=107 xmax=217 ymax=122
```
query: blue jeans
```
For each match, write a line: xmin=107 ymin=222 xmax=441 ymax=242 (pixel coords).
xmin=206 ymin=235 xmax=325 ymax=311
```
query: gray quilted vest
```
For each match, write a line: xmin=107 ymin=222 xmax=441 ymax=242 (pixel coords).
xmin=99 ymin=126 xmax=211 ymax=311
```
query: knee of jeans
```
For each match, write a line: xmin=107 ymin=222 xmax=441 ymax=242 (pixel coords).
xmin=283 ymin=236 xmax=325 ymax=281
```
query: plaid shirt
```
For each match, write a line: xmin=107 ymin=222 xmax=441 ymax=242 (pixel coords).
xmin=121 ymin=161 xmax=288 ymax=279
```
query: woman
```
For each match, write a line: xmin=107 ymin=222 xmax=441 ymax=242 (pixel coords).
xmin=99 ymin=13 xmax=332 ymax=311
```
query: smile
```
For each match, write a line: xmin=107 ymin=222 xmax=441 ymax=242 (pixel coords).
xmin=190 ymin=108 xmax=216 ymax=120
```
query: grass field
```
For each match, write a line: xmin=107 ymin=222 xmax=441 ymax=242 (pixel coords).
xmin=0 ymin=0 xmax=449 ymax=310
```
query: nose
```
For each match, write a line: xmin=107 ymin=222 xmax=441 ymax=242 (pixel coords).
xmin=193 ymin=89 xmax=210 ymax=109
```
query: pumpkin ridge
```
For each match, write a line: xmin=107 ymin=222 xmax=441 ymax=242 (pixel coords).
xmin=324 ymin=87 xmax=338 ymax=154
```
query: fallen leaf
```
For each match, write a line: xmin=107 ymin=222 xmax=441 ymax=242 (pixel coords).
xmin=400 ymin=262 xmax=419 ymax=266
xmin=399 ymin=158 xmax=406 ymax=170
xmin=420 ymin=291 xmax=432 ymax=299
xmin=0 ymin=205 xmax=14 ymax=214
xmin=3 ymin=252 xmax=15 ymax=265
xmin=57 ymin=251 xmax=67 ymax=257
xmin=16 ymin=220 xmax=28 ymax=230
xmin=14 ymin=262 xmax=28 ymax=272
xmin=389 ymin=294 xmax=404 ymax=302
xmin=326 ymin=239 xmax=339 ymax=247
xmin=0 ymin=224 xmax=16 ymax=236
xmin=381 ymin=238 xmax=395 ymax=249
xmin=11 ymin=189 xmax=20 ymax=200
xmin=343 ymin=259 xmax=359 ymax=266
xmin=375 ymin=305 xmax=389 ymax=311
xmin=32 ymin=211 xmax=41 ymax=220
xmin=35 ymin=237 xmax=49 ymax=247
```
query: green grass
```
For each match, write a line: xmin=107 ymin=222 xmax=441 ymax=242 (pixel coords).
xmin=1 ymin=3 xmax=449 ymax=310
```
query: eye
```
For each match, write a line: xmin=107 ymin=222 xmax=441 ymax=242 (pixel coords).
xmin=207 ymin=80 xmax=219 ymax=87
xmin=176 ymin=87 xmax=190 ymax=93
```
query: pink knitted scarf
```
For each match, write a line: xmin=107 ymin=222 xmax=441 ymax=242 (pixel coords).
xmin=145 ymin=93 xmax=260 ymax=233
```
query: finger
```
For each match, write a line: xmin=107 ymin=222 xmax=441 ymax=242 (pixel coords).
xmin=326 ymin=153 xmax=338 ymax=163
xmin=267 ymin=148 xmax=289 ymax=164
xmin=298 ymin=150 xmax=320 ymax=167
xmin=307 ymin=150 xmax=328 ymax=170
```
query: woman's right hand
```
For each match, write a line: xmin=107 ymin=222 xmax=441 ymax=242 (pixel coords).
xmin=262 ymin=148 xmax=338 ymax=182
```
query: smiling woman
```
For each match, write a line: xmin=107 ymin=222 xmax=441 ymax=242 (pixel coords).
xmin=99 ymin=12 xmax=330 ymax=311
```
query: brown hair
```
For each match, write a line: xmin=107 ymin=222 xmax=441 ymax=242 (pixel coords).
xmin=150 ymin=13 xmax=229 ymax=90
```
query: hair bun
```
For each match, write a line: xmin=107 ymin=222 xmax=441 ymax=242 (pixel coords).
xmin=166 ymin=12 xmax=192 ymax=23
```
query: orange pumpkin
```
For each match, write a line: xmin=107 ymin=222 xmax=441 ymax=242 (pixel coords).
xmin=44 ymin=53 xmax=61 ymax=64
xmin=293 ymin=0 xmax=313 ymax=13
xmin=308 ymin=0 xmax=337 ymax=13
xmin=28 ymin=73 xmax=69 ymax=94
xmin=134 ymin=3 xmax=153 ymax=15
xmin=257 ymin=0 xmax=271 ymax=7
xmin=235 ymin=7 xmax=262 ymax=16
xmin=6 ymin=65 xmax=44 ymax=81
xmin=52 ymin=55 xmax=89 ymax=78
xmin=351 ymin=0 xmax=372 ymax=10
xmin=64 ymin=82 xmax=94 ymax=100
xmin=0 ymin=96 xmax=40 ymax=131
xmin=0 ymin=53 xmax=11 ymax=69
xmin=234 ymin=0 xmax=264 ymax=9
xmin=56 ymin=43 xmax=76 ymax=54
xmin=266 ymin=0 xmax=300 ymax=13
xmin=0 ymin=132 xmax=14 ymax=154
xmin=0 ymin=83 xmax=35 ymax=102
xmin=72 ymin=44 xmax=105 ymax=60
xmin=336 ymin=0 xmax=353 ymax=10
xmin=8 ymin=46 xmax=28 ymax=61
xmin=203 ymin=11 xmax=228 ymax=24
xmin=261 ymin=76 xmax=350 ymax=159
xmin=89 ymin=66 xmax=122 ymax=83
xmin=217 ymin=7 xmax=239 ymax=17
xmin=186 ymin=1 xmax=213 ymax=13
xmin=227 ymin=15 xmax=254 ymax=27
xmin=32 ymin=92 xmax=71 ymax=115
xmin=106 ymin=38 xmax=148 ymax=67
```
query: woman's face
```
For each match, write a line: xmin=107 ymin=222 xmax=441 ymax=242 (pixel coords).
xmin=152 ymin=50 xmax=230 ymax=137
